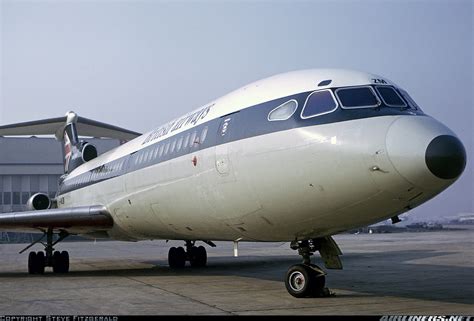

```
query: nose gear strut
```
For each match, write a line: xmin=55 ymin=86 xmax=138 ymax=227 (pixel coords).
xmin=285 ymin=237 xmax=342 ymax=298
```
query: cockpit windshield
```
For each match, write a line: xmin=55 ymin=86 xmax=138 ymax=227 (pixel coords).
xmin=335 ymin=86 xmax=380 ymax=109
xmin=375 ymin=86 xmax=406 ymax=108
xmin=398 ymin=88 xmax=419 ymax=110
xmin=270 ymin=84 xmax=422 ymax=124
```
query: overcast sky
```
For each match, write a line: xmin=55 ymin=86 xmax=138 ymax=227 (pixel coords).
xmin=0 ymin=0 xmax=472 ymax=220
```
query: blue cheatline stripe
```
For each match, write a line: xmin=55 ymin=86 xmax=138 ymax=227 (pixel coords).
xmin=57 ymin=88 xmax=424 ymax=196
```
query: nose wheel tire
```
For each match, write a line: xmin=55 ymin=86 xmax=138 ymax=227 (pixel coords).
xmin=285 ymin=264 xmax=326 ymax=298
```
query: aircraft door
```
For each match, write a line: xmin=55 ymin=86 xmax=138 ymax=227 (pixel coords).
xmin=209 ymin=111 xmax=262 ymax=230
xmin=215 ymin=112 xmax=239 ymax=178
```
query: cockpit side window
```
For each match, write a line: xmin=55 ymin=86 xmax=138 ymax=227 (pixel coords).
xmin=301 ymin=89 xmax=338 ymax=119
xmin=375 ymin=86 xmax=407 ymax=108
xmin=268 ymin=100 xmax=298 ymax=121
xmin=398 ymin=89 xmax=419 ymax=110
xmin=335 ymin=86 xmax=380 ymax=109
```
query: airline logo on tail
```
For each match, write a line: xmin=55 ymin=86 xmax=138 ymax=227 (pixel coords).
xmin=64 ymin=130 xmax=72 ymax=172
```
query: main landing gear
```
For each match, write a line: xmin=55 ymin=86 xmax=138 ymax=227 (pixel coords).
xmin=285 ymin=237 xmax=342 ymax=298
xmin=21 ymin=228 xmax=70 ymax=274
xmin=168 ymin=241 xmax=210 ymax=268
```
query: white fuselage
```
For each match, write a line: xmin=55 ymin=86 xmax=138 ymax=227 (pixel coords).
xmin=57 ymin=69 xmax=463 ymax=242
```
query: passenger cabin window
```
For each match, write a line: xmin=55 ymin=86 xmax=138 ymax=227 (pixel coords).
xmin=176 ymin=137 xmax=183 ymax=151
xmin=200 ymin=126 xmax=208 ymax=144
xmin=336 ymin=86 xmax=380 ymax=109
xmin=158 ymin=144 xmax=164 ymax=158
xmin=183 ymin=133 xmax=190 ymax=148
xmin=301 ymin=90 xmax=338 ymax=119
xmin=189 ymin=132 xmax=197 ymax=148
xmin=170 ymin=140 xmax=176 ymax=154
xmin=375 ymin=86 xmax=407 ymax=108
xmin=268 ymin=100 xmax=298 ymax=121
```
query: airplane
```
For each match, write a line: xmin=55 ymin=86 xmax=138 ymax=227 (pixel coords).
xmin=0 ymin=69 xmax=467 ymax=297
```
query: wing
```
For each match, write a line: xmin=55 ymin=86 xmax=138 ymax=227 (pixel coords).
xmin=0 ymin=115 xmax=141 ymax=141
xmin=0 ymin=205 xmax=113 ymax=234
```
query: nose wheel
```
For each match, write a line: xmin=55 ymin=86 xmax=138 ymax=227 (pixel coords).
xmin=285 ymin=264 xmax=326 ymax=298
xmin=286 ymin=239 xmax=337 ymax=298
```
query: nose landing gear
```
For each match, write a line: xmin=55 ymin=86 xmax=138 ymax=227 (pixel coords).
xmin=285 ymin=237 xmax=342 ymax=298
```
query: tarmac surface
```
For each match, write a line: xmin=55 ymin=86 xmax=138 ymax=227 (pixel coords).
xmin=0 ymin=228 xmax=473 ymax=315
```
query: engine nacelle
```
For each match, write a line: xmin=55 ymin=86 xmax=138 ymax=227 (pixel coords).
xmin=81 ymin=142 xmax=98 ymax=162
xmin=26 ymin=193 xmax=52 ymax=211
xmin=65 ymin=141 xmax=98 ymax=173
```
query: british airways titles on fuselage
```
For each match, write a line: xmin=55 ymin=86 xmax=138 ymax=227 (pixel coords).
xmin=142 ymin=104 xmax=214 ymax=146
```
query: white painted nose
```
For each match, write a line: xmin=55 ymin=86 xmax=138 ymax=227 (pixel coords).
xmin=385 ymin=116 xmax=466 ymax=191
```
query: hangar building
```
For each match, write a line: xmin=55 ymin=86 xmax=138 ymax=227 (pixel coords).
xmin=0 ymin=136 xmax=119 ymax=242
xmin=0 ymin=136 xmax=119 ymax=214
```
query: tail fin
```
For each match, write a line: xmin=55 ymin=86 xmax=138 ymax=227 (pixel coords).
xmin=61 ymin=112 xmax=103 ymax=173
xmin=61 ymin=112 xmax=82 ymax=173
xmin=0 ymin=111 xmax=141 ymax=174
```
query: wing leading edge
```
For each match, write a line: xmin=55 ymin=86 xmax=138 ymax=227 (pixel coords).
xmin=0 ymin=205 xmax=113 ymax=233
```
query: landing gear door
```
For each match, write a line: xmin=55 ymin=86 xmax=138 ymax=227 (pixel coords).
xmin=215 ymin=112 xmax=238 ymax=178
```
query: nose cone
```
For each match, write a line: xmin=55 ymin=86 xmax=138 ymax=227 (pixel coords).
xmin=386 ymin=116 xmax=466 ymax=190
xmin=425 ymin=135 xmax=466 ymax=179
